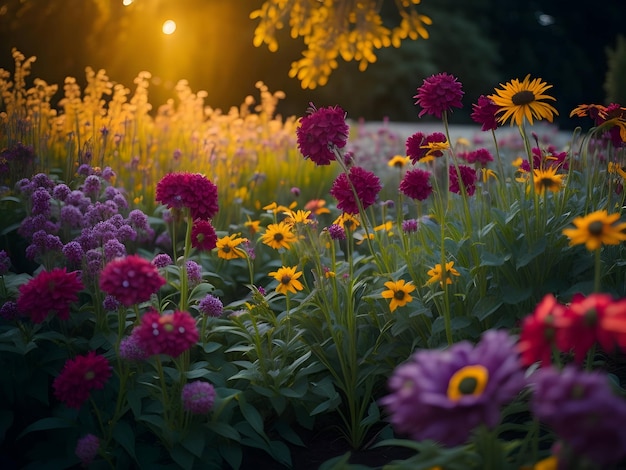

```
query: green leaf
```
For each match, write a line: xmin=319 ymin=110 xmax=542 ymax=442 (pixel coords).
xmin=516 ymin=236 xmax=547 ymax=269
xmin=501 ymin=285 xmax=532 ymax=304
xmin=480 ymin=251 xmax=510 ymax=267
xmin=471 ymin=296 xmax=503 ymax=322
xmin=202 ymin=341 xmax=223 ymax=353
xmin=239 ymin=399 xmax=264 ymax=435
xmin=219 ymin=442 xmax=242 ymax=469
xmin=170 ymin=445 xmax=195 ymax=469
xmin=205 ymin=421 xmax=240 ymax=441
xmin=18 ymin=417 xmax=74 ymax=439
xmin=113 ymin=420 xmax=136 ymax=461
xmin=181 ymin=430 xmax=205 ymax=458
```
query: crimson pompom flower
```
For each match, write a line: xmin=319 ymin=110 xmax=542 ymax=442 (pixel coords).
xmin=414 ymin=73 xmax=464 ymax=119
xmin=449 ymin=164 xmax=477 ymax=196
xmin=191 ymin=220 xmax=217 ymax=251
xmin=330 ymin=166 xmax=381 ymax=214
xmin=52 ymin=351 xmax=112 ymax=408
xmin=517 ymin=294 xmax=567 ymax=367
xmin=381 ymin=330 xmax=525 ymax=447
xmin=399 ymin=169 xmax=433 ymax=201
xmin=405 ymin=132 xmax=426 ymax=163
xmin=296 ymin=104 xmax=349 ymax=166
xmin=156 ymin=172 xmax=219 ymax=220
xmin=17 ymin=268 xmax=83 ymax=323
xmin=471 ymin=95 xmax=500 ymax=131
xmin=99 ymin=255 xmax=166 ymax=307
xmin=135 ymin=309 xmax=199 ymax=357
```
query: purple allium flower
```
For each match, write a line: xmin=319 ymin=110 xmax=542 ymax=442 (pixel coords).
xmin=31 ymin=188 xmax=51 ymax=216
xmin=66 ymin=190 xmax=92 ymax=211
xmin=31 ymin=173 xmax=54 ymax=190
xmin=102 ymin=294 xmax=121 ymax=312
xmin=0 ymin=301 xmax=19 ymax=321
xmin=63 ymin=241 xmax=85 ymax=265
xmin=112 ymin=194 xmax=129 ymax=211
xmin=77 ymin=164 xmax=92 ymax=177
xmin=152 ymin=253 xmax=173 ymax=269
xmin=18 ymin=214 xmax=58 ymax=238
xmin=116 ymin=224 xmax=137 ymax=243
xmin=103 ymin=239 xmax=127 ymax=261
xmin=414 ymin=73 xmax=464 ymax=119
xmin=399 ymin=169 xmax=433 ymax=201
xmin=103 ymin=186 xmax=119 ymax=200
xmin=128 ymin=210 xmax=149 ymax=230
xmin=291 ymin=186 xmax=301 ymax=197
xmin=119 ymin=330 xmax=148 ymax=361
xmin=84 ymin=202 xmax=118 ymax=226
xmin=198 ymin=294 xmax=223 ymax=317
xmin=402 ymin=219 xmax=419 ymax=233
xmin=471 ymin=95 xmax=500 ymax=132
xmin=530 ymin=366 xmax=626 ymax=466
xmin=156 ymin=232 xmax=172 ymax=248
xmin=182 ymin=381 xmax=216 ymax=414
xmin=15 ymin=178 xmax=35 ymax=195
xmin=449 ymin=165 xmax=477 ymax=196
xmin=0 ymin=250 xmax=11 ymax=275
xmin=296 ymin=104 xmax=349 ymax=166
xmin=101 ymin=166 xmax=116 ymax=182
xmin=75 ymin=434 xmax=100 ymax=466
xmin=328 ymin=224 xmax=346 ymax=240
xmin=330 ymin=166 xmax=381 ymax=215
xmin=60 ymin=205 xmax=84 ymax=230
xmin=186 ymin=260 xmax=202 ymax=286
xmin=83 ymin=175 xmax=101 ymax=196
xmin=380 ymin=329 xmax=526 ymax=447
xmin=52 ymin=183 xmax=71 ymax=202
xmin=85 ymin=249 xmax=104 ymax=277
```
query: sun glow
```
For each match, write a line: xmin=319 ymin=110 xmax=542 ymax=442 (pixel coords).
xmin=162 ymin=20 xmax=177 ymax=35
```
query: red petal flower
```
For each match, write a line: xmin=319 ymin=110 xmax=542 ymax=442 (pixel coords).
xmin=191 ymin=220 xmax=217 ymax=251
xmin=99 ymin=255 xmax=166 ymax=306
xmin=330 ymin=166 xmax=381 ymax=214
xmin=518 ymin=294 xmax=566 ymax=367
xmin=414 ymin=73 xmax=464 ymax=119
xmin=135 ymin=309 xmax=199 ymax=357
xmin=156 ymin=172 xmax=219 ymax=220
xmin=53 ymin=351 xmax=112 ymax=408
xmin=296 ymin=104 xmax=349 ymax=166
xmin=399 ymin=169 xmax=433 ymax=201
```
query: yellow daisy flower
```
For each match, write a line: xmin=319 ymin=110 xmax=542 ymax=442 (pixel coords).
xmin=269 ymin=266 xmax=304 ymax=295
xmin=387 ymin=155 xmax=411 ymax=169
xmin=489 ymin=74 xmax=558 ymax=126
xmin=426 ymin=261 xmax=460 ymax=287
xmin=333 ymin=212 xmax=361 ymax=231
xmin=446 ymin=365 xmax=489 ymax=401
xmin=244 ymin=217 xmax=261 ymax=236
xmin=216 ymin=234 xmax=248 ymax=260
xmin=608 ymin=162 xmax=626 ymax=179
xmin=261 ymin=221 xmax=297 ymax=250
xmin=283 ymin=209 xmax=314 ymax=226
xmin=381 ymin=279 xmax=416 ymax=312
xmin=533 ymin=167 xmax=564 ymax=194
xmin=562 ymin=210 xmax=626 ymax=251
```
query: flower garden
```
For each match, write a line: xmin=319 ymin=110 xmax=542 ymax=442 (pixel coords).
xmin=1 ymin=46 xmax=626 ymax=470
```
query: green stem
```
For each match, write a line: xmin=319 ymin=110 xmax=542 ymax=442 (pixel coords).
xmin=594 ymin=248 xmax=601 ymax=293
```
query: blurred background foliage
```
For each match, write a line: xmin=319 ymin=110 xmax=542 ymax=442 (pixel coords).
xmin=0 ymin=0 xmax=623 ymax=128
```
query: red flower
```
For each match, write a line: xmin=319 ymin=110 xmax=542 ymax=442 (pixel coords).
xmin=191 ymin=220 xmax=217 ymax=251
xmin=518 ymin=294 xmax=567 ymax=367
xmin=53 ymin=351 xmax=112 ymax=408
xmin=449 ymin=164 xmax=477 ymax=196
xmin=17 ymin=268 xmax=83 ymax=323
xmin=471 ymin=95 xmax=500 ymax=132
xmin=135 ymin=309 xmax=199 ymax=357
xmin=414 ymin=73 xmax=464 ymax=119
xmin=461 ymin=148 xmax=494 ymax=167
xmin=156 ymin=172 xmax=219 ymax=220
xmin=406 ymin=132 xmax=426 ymax=163
xmin=330 ymin=166 xmax=381 ymax=214
xmin=556 ymin=293 xmax=626 ymax=361
xmin=296 ymin=104 xmax=349 ymax=166
xmin=399 ymin=169 xmax=433 ymax=201
xmin=99 ymin=255 xmax=166 ymax=306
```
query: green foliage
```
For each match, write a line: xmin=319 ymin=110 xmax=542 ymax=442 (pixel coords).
xmin=604 ymin=35 xmax=626 ymax=105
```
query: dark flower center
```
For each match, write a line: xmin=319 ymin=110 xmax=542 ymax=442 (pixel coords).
xmin=84 ymin=370 xmax=95 ymax=381
xmin=540 ymin=177 xmax=558 ymax=188
xmin=588 ymin=221 xmax=604 ymax=236
xmin=274 ymin=233 xmax=284 ymax=242
xmin=511 ymin=90 xmax=536 ymax=106
xmin=222 ymin=246 xmax=231 ymax=253
xmin=458 ymin=376 xmax=478 ymax=395
xmin=281 ymin=275 xmax=292 ymax=285
xmin=394 ymin=290 xmax=406 ymax=300
xmin=583 ymin=308 xmax=598 ymax=327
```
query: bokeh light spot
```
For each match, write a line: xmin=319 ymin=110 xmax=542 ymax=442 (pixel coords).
xmin=162 ymin=20 xmax=177 ymax=35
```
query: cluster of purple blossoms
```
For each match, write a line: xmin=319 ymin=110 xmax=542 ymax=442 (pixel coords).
xmin=198 ymin=294 xmax=223 ymax=317
xmin=328 ymin=224 xmax=346 ymax=240
xmin=181 ymin=381 xmax=216 ymax=414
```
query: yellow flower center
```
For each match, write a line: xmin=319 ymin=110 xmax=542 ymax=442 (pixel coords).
xmin=511 ymin=90 xmax=535 ymax=106
xmin=447 ymin=365 xmax=489 ymax=401
xmin=587 ymin=221 xmax=604 ymax=236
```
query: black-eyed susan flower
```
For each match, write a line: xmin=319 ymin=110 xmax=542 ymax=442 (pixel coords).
xmin=261 ymin=221 xmax=297 ymax=250
xmin=489 ymin=75 xmax=558 ymax=126
xmin=283 ymin=209 xmax=314 ymax=226
xmin=533 ymin=167 xmax=564 ymax=194
xmin=333 ymin=212 xmax=361 ymax=231
xmin=562 ymin=210 xmax=626 ymax=251
xmin=244 ymin=217 xmax=261 ymax=236
xmin=216 ymin=234 xmax=248 ymax=260
xmin=387 ymin=155 xmax=411 ymax=169
xmin=381 ymin=279 xmax=416 ymax=312
xmin=426 ymin=261 xmax=460 ymax=287
xmin=269 ymin=265 xmax=304 ymax=295
xmin=608 ymin=162 xmax=626 ymax=179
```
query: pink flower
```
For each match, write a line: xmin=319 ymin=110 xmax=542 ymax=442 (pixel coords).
xmin=405 ymin=132 xmax=426 ymax=163
xmin=135 ymin=309 xmax=199 ymax=357
xmin=399 ymin=169 xmax=433 ymax=201
xmin=99 ymin=255 xmax=166 ymax=306
xmin=471 ymin=95 xmax=500 ymax=131
xmin=330 ymin=166 xmax=381 ymax=214
xmin=53 ymin=351 xmax=112 ymax=408
xmin=156 ymin=172 xmax=219 ymax=220
xmin=182 ymin=381 xmax=216 ymax=414
xmin=414 ymin=73 xmax=464 ymax=119
xmin=449 ymin=164 xmax=477 ymax=196
xmin=461 ymin=148 xmax=494 ymax=167
xmin=17 ymin=268 xmax=83 ymax=323
xmin=191 ymin=220 xmax=217 ymax=251
xmin=296 ymin=104 xmax=349 ymax=166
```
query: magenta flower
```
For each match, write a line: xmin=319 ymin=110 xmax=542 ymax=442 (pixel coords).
xmin=449 ymin=164 xmax=477 ymax=196
xmin=191 ymin=219 xmax=217 ymax=251
xmin=399 ymin=169 xmax=433 ymax=201
xmin=414 ymin=73 xmax=464 ymax=119
xmin=296 ymin=104 xmax=349 ymax=166
xmin=17 ymin=268 xmax=84 ymax=323
xmin=330 ymin=166 xmax=381 ymax=214
xmin=182 ymin=381 xmax=216 ymax=414
xmin=99 ymin=255 xmax=166 ymax=307
xmin=156 ymin=172 xmax=219 ymax=220
xmin=380 ymin=330 xmax=525 ymax=447
xmin=471 ymin=95 xmax=500 ymax=131
xmin=53 ymin=351 xmax=112 ymax=408
xmin=134 ymin=309 xmax=199 ymax=358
